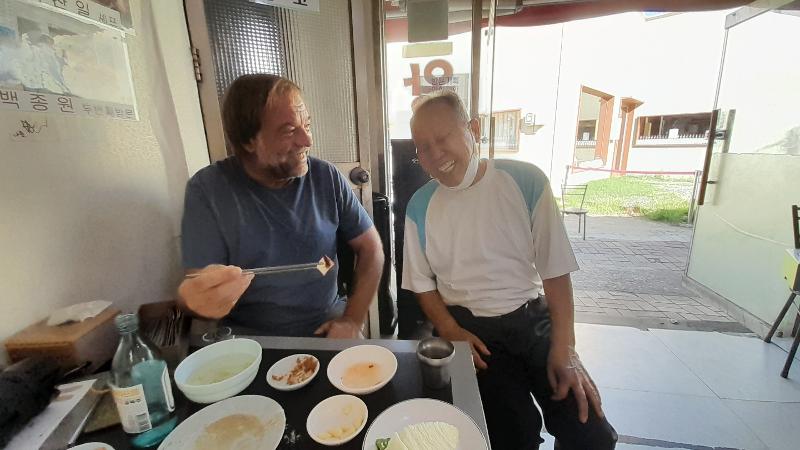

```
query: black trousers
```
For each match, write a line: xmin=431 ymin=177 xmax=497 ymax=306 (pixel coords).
xmin=448 ymin=300 xmax=617 ymax=450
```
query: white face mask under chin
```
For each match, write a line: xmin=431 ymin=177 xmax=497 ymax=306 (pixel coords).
xmin=441 ymin=147 xmax=480 ymax=191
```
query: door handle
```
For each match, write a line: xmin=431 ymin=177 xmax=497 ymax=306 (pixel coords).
xmin=349 ymin=167 xmax=370 ymax=185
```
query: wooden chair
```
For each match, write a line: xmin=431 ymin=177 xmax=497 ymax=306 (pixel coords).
xmin=561 ymin=184 xmax=589 ymax=240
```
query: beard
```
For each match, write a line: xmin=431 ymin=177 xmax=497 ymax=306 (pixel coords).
xmin=264 ymin=152 xmax=309 ymax=180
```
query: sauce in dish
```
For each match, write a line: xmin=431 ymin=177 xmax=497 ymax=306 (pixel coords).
xmin=187 ymin=353 xmax=255 ymax=385
xmin=341 ymin=362 xmax=382 ymax=389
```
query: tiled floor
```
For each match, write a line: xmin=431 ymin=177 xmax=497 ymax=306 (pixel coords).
xmin=563 ymin=216 xmax=742 ymax=330
xmin=534 ymin=323 xmax=800 ymax=450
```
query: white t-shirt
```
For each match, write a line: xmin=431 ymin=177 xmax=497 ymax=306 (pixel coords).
xmin=402 ymin=159 xmax=579 ymax=317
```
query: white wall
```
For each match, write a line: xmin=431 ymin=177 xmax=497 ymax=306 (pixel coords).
xmin=626 ymin=145 xmax=707 ymax=173
xmin=715 ymin=12 xmax=800 ymax=156
xmin=544 ymin=11 xmax=728 ymax=186
xmin=0 ymin=0 xmax=207 ymax=363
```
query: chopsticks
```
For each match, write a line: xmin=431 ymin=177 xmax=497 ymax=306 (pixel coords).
xmin=184 ymin=256 xmax=335 ymax=279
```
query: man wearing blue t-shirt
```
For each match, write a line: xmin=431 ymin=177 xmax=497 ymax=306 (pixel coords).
xmin=177 ymin=74 xmax=383 ymax=338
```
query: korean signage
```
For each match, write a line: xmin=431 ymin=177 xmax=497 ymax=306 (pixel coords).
xmin=404 ymin=59 xmax=470 ymax=110
xmin=0 ymin=88 xmax=137 ymax=120
xmin=249 ymin=0 xmax=320 ymax=13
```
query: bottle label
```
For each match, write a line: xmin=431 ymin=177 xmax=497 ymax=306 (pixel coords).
xmin=112 ymin=384 xmax=152 ymax=433
xmin=162 ymin=366 xmax=175 ymax=412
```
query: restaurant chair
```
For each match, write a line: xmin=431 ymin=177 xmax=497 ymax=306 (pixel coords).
xmin=764 ymin=204 xmax=800 ymax=378
xmin=560 ymin=184 xmax=589 ymax=240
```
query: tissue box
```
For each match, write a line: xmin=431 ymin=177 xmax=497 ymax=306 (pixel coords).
xmin=5 ymin=307 xmax=120 ymax=374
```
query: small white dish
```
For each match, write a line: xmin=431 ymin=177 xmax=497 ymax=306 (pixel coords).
xmin=174 ymin=338 xmax=262 ymax=403
xmin=266 ymin=353 xmax=320 ymax=391
xmin=307 ymin=394 xmax=368 ymax=446
xmin=70 ymin=443 xmax=115 ymax=450
xmin=362 ymin=398 xmax=489 ymax=450
xmin=327 ymin=344 xmax=397 ymax=395
xmin=158 ymin=395 xmax=285 ymax=450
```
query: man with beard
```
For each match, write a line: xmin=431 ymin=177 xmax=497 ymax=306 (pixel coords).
xmin=177 ymin=74 xmax=383 ymax=338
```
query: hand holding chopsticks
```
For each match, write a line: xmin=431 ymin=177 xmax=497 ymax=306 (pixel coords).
xmin=178 ymin=265 xmax=254 ymax=319
xmin=184 ymin=256 xmax=335 ymax=279
xmin=178 ymin=257 xmax=335 ymax=320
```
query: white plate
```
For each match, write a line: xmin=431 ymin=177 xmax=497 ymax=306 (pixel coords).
xmin=362 ymin=398 xmax=489 ymax=450
xmin=266 ymin=354 xmax=320 ymax=391
xmin=157 ymin=395 xmax=285 ymax=450
xmin=327 ymin=345 xmax=398 ymax=395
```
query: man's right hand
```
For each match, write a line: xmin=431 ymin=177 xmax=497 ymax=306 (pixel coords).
xmin=177 ymin=265 xmax=254 ymax=319
xmin=439 ymin=324 xmax=491 ymax=370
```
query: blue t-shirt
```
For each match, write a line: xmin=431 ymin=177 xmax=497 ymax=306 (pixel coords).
xmin=181 ymin=156 xmax=373 ymax=336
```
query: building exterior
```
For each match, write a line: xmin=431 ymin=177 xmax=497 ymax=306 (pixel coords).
xmin=385 ymin=10 xmax=731 ymax=187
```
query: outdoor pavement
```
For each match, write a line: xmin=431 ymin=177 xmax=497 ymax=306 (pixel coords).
xmin=539 ymin=323 xmax=800 ymax=450
xmin=563 ymin=216 xmax=746 ymax=332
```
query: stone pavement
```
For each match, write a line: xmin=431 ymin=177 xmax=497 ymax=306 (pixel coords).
xmin=563 ymin=216 xmax=746 ymax=332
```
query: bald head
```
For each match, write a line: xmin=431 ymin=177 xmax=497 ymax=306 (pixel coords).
xmin=410 ymin=90 xmax=470 ymax=129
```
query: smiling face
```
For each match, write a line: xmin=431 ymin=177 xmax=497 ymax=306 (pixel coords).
xmin=411 ymin=101 xmax=480 ymax=187
xmin=242 ymin=90 xmax=313 ymax=187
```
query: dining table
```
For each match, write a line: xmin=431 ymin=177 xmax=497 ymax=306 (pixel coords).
xmin=76 ymin=336 xmax=491 ymax=449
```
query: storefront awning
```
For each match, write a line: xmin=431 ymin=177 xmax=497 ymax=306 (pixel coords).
xmin=384 ymin=0 xmax=751 ymax=43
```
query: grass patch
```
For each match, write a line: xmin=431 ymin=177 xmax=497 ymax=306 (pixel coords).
xmin=644 ymin=208 xmax=688 ymax=224
xmin=562 ymin=175 xmax=692 ymax=224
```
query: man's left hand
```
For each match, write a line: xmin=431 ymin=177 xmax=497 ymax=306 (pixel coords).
xmin=547 ymin=345 xmax=604 ymax=424
xmin=314 ymin=317 xmax=364 ymax=339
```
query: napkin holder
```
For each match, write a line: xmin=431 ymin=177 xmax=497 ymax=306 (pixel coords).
xmin=5 ymin=307 xmax=120 ymax=374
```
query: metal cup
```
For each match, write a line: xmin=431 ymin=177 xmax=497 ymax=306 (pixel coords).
xmin=201 ymin=326 xmax=234 ymax=344
xmin=417 ymin=337 xmax=455 ymax=389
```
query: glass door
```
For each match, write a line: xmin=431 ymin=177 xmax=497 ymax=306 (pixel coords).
xmin=478 ymin=0 xmax=498 ymax=159
xmin=696 ymin=0 xmax=800 ymax=207
xmin=381 ymin=0 xmax=497 ymax=338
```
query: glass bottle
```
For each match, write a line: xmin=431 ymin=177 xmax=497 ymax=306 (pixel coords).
xmin=110 ymin=313 xmax=177 ymax=447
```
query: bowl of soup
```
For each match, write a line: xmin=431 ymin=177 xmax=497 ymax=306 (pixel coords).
xmin=326 ymin=345 xmax=397 ymax=395
xmin=174 ymin=338 xmax=262 ymax=403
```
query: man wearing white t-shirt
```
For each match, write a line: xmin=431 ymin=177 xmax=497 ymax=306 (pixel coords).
xmin=402 ymin=91 xmax=617 ymax=450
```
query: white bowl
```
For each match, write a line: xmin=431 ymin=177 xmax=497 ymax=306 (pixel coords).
xmin=174 ymin=338 xmax=262 ymax=403
xmin=266 ymin=353 xmax=320 ymax=391
xmin=327 ymin=344 xmax=397 ymax=395
xmin=307 ymin=394 xmax=368 ymax=446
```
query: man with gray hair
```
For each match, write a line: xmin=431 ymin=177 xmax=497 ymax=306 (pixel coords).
xmin=403 ymin=91 xmax=617 ymax=449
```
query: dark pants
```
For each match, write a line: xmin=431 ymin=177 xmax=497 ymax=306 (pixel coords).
xmin=448 ymin=300 xmax=617 ymax=450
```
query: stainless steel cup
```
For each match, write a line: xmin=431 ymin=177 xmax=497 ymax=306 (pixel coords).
xmin=417 ymin=337 xmax=455 ymax=389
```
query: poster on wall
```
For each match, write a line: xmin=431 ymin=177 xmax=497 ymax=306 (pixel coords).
xmin=27 ymin=0 xmax=133 ymax=34
xmin=0 ymin=0 xmax=138 ymax=120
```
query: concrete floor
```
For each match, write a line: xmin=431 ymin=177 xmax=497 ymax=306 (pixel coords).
xmin=539 ymin=323 xmax=800 ymax=450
